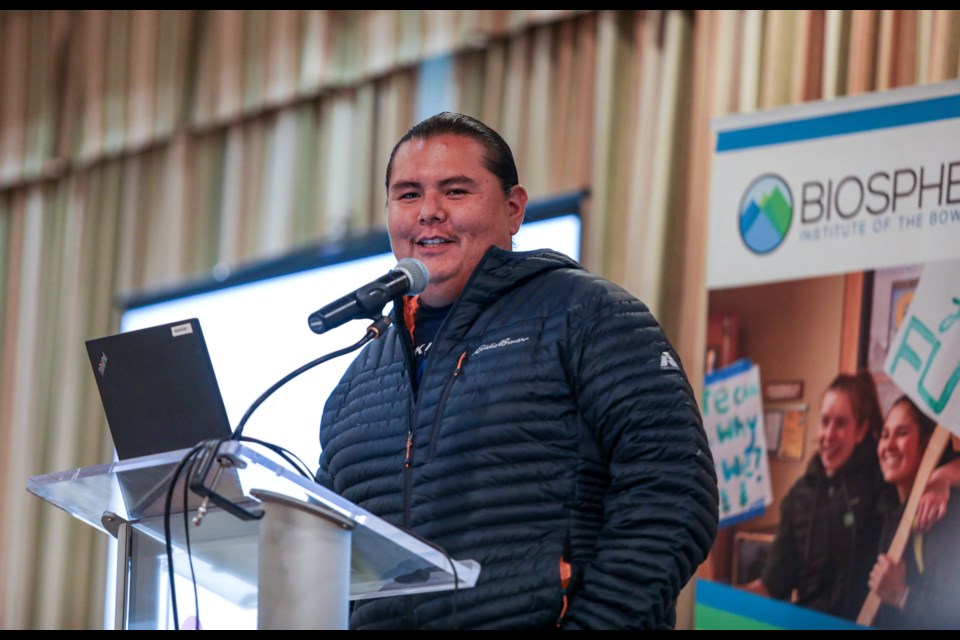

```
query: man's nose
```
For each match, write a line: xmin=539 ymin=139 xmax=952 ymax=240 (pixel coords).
xmin=419 ymin=191 xmax=447 ymax=223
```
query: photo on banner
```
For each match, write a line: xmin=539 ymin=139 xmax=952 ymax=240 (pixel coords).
xmin=694 ymin=79 xmax=960 ymax=630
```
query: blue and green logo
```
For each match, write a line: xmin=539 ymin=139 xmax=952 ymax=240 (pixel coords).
xmin=738 ymin=174 xmax=793 ymax=254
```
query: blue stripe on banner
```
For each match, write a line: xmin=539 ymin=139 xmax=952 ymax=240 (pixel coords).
xmin=716 ymin=93 xmax=960 ymax=152
xmin=705 ymin=358 xmax=753 ymax=385
xmin=694 ymin=579 xmax=872 ymax=630
xmin=719 ymin=501 xmax=766 ymax=529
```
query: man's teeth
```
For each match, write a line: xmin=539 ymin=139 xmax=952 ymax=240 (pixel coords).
xmin=419 ymin=238 xmax=447 ymax=245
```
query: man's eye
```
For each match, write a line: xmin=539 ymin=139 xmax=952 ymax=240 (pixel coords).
xmin=398 ymin=192 xmax=420 ymax=200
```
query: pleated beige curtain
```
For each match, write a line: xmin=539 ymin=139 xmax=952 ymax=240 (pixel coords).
xmin=0 ymin=9 xmax=958 ymax=630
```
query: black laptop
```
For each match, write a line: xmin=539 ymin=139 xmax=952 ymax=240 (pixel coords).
xmin=85 ymin=318 xmax=238 ymax=519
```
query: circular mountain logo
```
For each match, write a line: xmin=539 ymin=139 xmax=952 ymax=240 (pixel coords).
xmin=738 ymin=174 xmax=793 ymax=254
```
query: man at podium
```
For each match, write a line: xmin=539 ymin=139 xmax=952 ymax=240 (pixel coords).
xmin=315 ymin=112 xmax=719 ymax=629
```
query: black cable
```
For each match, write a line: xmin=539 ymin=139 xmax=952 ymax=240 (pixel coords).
xmin=163 ymin=437 xmax=235 ymax=629
xmin=181 ymin=453 xmax=201 ymax=630
xmin=160 ymin=436 xmax=330 ymax=629
xmin=446 ymin=552 xmax=460 ymax=628
xmin=231 ymin=316 xmax=391 ymax=440
xmin=159 ymin=317 xmax=393 ymax=629
xmin=395 ymin=526 xmax=462 ymax=628
xmin=160 ymin=433 xmax=346 ymax=626
xmin=237 ymin=435 xmax=314 ymax=480
xmin=162 ymin=441 xmax=210 ymax=631
xmin=163 ymin=434 xmax=465 ymax=631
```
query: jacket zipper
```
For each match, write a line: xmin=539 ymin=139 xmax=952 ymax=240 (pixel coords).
xmin=403 ymin=397 xmax=422 ymax=530
xmin=404 ymin=432 xmax=414 ymax=469
xmin=427 ymin=350 xmax=468 ymax=460
xmin=397 ymin=301 xmax=419 ymax=531
xmin=401 ymin=351 xmax=465 ymax=525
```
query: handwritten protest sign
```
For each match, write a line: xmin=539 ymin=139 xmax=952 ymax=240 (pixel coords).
xmin=884 ymin=258 xmax=960 ymax=434
xmin=702 ymin=359 xmax=773 ymax=527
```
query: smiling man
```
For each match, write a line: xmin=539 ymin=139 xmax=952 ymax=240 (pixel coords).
xmin=314 ymin=112 xmax=719 ymax=630
xmin=385 ymin=130 xmax=525 ymax=308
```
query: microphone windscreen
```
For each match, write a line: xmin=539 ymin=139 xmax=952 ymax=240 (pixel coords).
xmin=396 ymin=258 xmax=429 ymax=295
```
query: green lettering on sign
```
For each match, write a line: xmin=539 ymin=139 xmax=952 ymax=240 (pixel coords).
xmin=890 ymin=316 xmax=960 ymax=414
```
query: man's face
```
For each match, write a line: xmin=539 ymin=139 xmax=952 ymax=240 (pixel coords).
xmin=387 ymin=133 xmax=526 ymax=307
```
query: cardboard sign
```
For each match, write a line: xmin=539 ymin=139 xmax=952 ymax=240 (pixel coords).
xmin=884 ymin=257 xmax=960 ymax=434
xmin=702 ymin=359 xmax=773 ymax=527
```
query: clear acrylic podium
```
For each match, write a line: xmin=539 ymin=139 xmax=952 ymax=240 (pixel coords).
xmin=27 ymin=440 xmax=480 ymax=630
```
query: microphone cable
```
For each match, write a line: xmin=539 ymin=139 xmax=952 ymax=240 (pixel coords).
xmin=160 ymin=435 xmax=318 ymax=630
xmin=231 ymin=315 xmax=392 ymax=441
xmin=159 ymin=315 xmax=392 ymax=629
xmin=392 ymin=526 xmax=462 ymax=629
xmin=162 ymin=434 xmax=465 ymax=631
xmin=160 ymin=441 xmax=210 ymax=630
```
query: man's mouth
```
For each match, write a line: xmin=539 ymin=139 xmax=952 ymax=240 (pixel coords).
xmin=418 ymin=238 xmax=451 ymax=246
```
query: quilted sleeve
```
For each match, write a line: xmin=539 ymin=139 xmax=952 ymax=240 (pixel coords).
xmin=562 ymin=291 xmax=719 ymax=629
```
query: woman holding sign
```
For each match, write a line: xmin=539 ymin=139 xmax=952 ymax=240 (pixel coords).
xmin=741 ymin=371 xmax=887 ymax=621
xmin=868 ymin=395 xmax=960 ymax=629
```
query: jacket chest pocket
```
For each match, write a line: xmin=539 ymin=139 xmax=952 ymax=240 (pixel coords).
xmin=423 ymin=325 xmax=552 ymax=462
xmin=427 ymin=349 xmax=468 ymax=460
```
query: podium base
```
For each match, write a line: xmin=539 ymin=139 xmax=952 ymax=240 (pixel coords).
xmin=254 ymin=489 xmax=356 ymax=630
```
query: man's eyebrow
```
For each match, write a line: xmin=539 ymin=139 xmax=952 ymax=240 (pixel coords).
xmin=389 ymin=180 xmax=422 ymax=193
xmin=437 ymin=175 xmax=477 ymax=189
xmin=389 ymin=175 xmax=478 ymax=193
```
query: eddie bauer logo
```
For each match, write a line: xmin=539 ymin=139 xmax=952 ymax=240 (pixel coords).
xmin=473 ymin=337 xmax=530 ymax=355
xmin=737 ymin=173 xmax=793 ymax=255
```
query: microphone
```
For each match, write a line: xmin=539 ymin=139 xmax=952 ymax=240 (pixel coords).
xmin=308 ymin=258 xmax=428 ymax=334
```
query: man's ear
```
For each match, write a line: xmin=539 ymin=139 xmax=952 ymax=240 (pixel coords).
xmin=508 ymin=185 xmax=528 ymax=236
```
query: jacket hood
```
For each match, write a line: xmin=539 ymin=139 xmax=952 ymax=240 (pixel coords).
xmin=439 ymin=246 xmax=582 ymax=343
xmin=469 ymin=245 xmax=582 ymax=303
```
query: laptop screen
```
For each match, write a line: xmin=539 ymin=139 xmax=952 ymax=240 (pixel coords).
xmin=85 ymin=318 xmax=234 ymax=461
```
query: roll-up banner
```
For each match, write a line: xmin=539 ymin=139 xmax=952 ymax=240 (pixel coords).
xmin=696 ymin=80 xmax=960 ymax=631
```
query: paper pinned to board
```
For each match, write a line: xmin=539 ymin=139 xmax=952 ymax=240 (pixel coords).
xmin=703 ymin=359 xmax=773 ymax=528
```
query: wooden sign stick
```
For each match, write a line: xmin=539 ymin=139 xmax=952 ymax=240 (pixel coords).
xmin=857 ymin=424 xmax=952 ymax=627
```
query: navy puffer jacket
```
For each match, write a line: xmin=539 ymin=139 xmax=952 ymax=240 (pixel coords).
xmin=316 ymin=247 xmax=719 ymax=629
